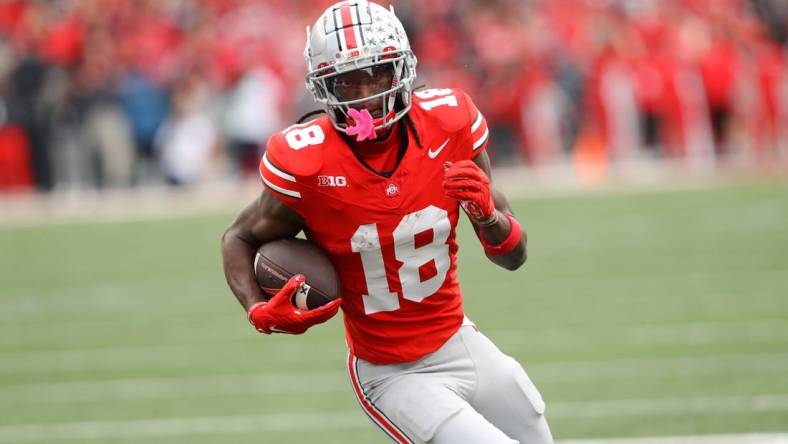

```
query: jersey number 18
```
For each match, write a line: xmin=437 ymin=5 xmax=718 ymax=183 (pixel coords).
xmin=351 ymin=206 xmax=451 ymax=315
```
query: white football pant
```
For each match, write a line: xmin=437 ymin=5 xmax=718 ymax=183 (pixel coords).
xmin=347 ymin=324 xmax=553 ymax=444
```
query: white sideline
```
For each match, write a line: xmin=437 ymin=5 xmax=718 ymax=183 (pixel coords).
xmin=0 ymin=396 xmax=786 ymax=442
xmin=560 ymin=434 xmax=788 ymax=444
xmin=0 ymin=411 xmax=785 ymax=444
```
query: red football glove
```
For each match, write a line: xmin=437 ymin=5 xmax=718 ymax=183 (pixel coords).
xmin=443 ymin=160 xmax=497 ymax=225
xmin=247 ymin=275 xmax=341 ymax=335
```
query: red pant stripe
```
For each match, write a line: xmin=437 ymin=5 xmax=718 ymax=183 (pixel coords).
xmin=347 ymin=353 xmax=413 ymax=444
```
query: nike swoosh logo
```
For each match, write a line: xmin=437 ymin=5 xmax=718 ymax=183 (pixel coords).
xmin=428 ymin=138 xmax=450 ymax=159
xmin=269 ymin=326 xmax=290 ymax=333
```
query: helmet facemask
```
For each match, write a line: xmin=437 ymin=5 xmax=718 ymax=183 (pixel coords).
xmin=306 ymin=50 xmax=416 ymax=133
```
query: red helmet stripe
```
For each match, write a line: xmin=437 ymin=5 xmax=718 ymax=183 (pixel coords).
xmin=340 ymin=5 xmax=357 ymax=50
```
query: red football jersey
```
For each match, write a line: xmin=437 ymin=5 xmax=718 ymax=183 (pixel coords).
xmin=259 ymin=88 xmax=490 ymax=364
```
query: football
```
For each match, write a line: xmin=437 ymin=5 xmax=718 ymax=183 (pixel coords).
xmin=254 ymin=238 xmax=340 ymax=310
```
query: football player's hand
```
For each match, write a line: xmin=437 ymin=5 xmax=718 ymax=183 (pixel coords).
xmin=443 ymin=160 xmax=497 ymax=226
xmin=247 ymin=275 xmax=342 ymax=335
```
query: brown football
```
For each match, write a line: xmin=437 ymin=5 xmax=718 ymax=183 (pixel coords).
xmin=254 ymin=238 xmax=340 ymax=310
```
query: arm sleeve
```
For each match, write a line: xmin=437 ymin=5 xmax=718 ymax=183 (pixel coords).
xmin=258 ymin=137 xmax=304 ymax=215
xmin=457 ymin=89 xmax=490 ymax=159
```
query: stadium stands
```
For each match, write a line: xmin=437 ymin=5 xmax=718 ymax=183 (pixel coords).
xmin=0 ymin=0 xmax=785 ymax=192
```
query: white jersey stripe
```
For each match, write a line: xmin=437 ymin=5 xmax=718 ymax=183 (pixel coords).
xmin=472 ymin=127 xmax=489 ymax=151
xmin=262 ymin=152 xmax=296 ymax=182
xmin=471 ymin=111 xmax=484 ymax=133
xmin=261 ymin=175 xmax=301 ymax=199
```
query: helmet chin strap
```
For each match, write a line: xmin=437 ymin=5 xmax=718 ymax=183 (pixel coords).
xmin=376 ymin=110 xmax=397 ymax=129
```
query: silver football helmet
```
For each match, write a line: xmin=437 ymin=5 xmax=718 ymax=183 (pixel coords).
xmin=304 ymin=1 xmax=418 ymax=133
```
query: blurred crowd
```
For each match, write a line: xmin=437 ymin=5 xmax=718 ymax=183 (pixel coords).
xmin=0 ymin=0 xmax=786 ymax=192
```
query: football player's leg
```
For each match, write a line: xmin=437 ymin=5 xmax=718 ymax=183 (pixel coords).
xmin=350 ymin=352 xmax=511 ymax=444
xmin=353 ymin=374 xmax=516 ymax=444
xmin=460 ymin=327 xmax=554 ymax=444
xmin=349 ymin=363 xmax=457 ymax=444
xmin=431 ymin=404 xmax=517 ymax=444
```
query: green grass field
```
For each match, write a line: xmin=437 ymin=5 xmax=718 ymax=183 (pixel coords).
xmin=1 ymin=181 xmax=787 ymax=443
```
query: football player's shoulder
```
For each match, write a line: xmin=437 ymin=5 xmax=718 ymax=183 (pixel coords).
xmin=410 ymin=87 xmax=479 ymax=134
xmin=410 ymin=87 xmax=489 ymax=157
xmin=264 ymin=115 xmax=336 ymax=177
xmin=259 ymin=116 xmax=338 ymax=203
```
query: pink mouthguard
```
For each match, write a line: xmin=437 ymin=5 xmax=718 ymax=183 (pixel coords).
xmin=346 ymin=108 xmax=377 ymax=141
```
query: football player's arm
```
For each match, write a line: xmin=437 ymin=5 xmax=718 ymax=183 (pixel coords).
xmin=221 ymin=189 xmax=305 ymax=311
xmin=443 ymin=150 xmax=526 ymax=270
xmin=470 ymin=151 xmax=527 ymax=270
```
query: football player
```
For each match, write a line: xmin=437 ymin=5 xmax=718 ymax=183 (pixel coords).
xmin=221 ymin=1 xmax=553 ymax=443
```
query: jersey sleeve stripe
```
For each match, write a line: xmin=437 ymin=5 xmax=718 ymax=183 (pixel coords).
xmin=472 ymin=126 xmax=489 ymax=151
xmin=470 ymin=110 xmax=484 ymax=133
xmin=262 ymin=152 xmax=296 ymax=182
xmin=260 ymin=174 xmax=301 ymax=199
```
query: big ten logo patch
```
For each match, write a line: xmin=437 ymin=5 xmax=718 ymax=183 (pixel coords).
xmin=317 ymin=175 xmax=347 ymax=187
